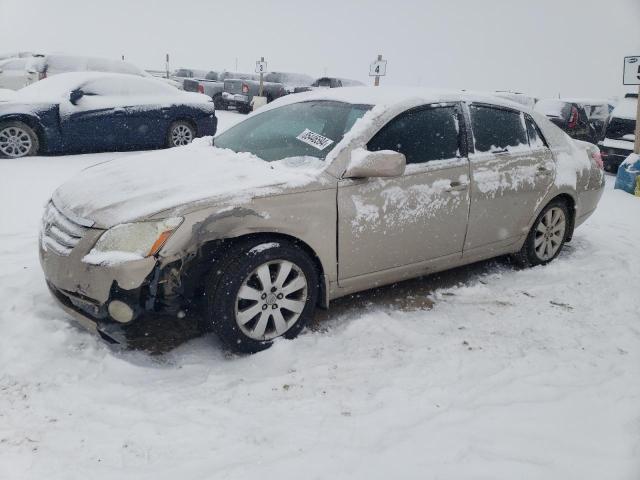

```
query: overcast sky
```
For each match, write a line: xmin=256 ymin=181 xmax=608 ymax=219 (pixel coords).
xmin=1 ymin=0 xmax=638 ymax=99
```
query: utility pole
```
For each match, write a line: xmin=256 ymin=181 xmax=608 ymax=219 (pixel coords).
xmin=635 ymin=84 xmax=640 ymax=154
xmin=258 ymin=56 xmax=264 ymax=97
xmin=235 ymin=57 xmax=238 ymax=72
xmin=165 ymin=53 xmax=170 ymax=78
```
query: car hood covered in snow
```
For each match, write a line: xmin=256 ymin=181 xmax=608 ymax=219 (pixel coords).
xmin=51 ymin=139 xmax=325 ymax=229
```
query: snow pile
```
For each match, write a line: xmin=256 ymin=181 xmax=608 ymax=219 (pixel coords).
xmin=53 ymin=137 xmax=323 ymax=227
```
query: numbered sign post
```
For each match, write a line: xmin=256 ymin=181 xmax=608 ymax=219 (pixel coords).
xmin=369 ymin=54 xmax=387 ymax=87
xmin=623 ymin=56 xmax=640 ymax=154
xmin=256 ymin=57 xmax=267 ymax=97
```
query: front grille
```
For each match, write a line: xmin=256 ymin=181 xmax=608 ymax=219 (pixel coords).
xmin=40 ymin=202 xmax=89 ymax=256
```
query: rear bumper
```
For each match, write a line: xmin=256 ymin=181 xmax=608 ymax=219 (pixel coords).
xmin=598 ymin=144 xmax=633 ymax=172
xmin=222 ymin=92 xmax=250 ymax=106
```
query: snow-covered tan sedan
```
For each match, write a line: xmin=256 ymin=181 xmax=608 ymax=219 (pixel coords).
xmin=39 ymin=88 xmax=605 ymax=352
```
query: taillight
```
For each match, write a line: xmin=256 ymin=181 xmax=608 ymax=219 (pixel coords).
xmin=197 ymin=84 xmax=204 ymax=94
xmin=590 ymin=149 xmax=604 ymax=170
xmin=568 ymin=107 xmax=578 ymax=129
xmin=242 ymin=83 xmax=249 ymax=94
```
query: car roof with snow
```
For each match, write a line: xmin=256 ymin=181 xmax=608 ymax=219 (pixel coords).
xmin=11 ymin=71 xmax=207 ymax=104
xmin=263 ymin=86 xmax=533 ymax=113
xmin=610 ymin=96 xmax=637 ymax=120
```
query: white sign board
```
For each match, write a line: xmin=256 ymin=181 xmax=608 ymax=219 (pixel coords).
xmin=369 ymin=59 xmax=387 ymax=77
xmin=623 ymin=56 xmax=640 ymax=85
xmin=255 ymin=61 xmax=267 ymax=74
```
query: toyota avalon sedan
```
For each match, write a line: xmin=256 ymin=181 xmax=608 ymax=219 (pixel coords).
xmin=39 ymin=87 xmax=605 ymax=353
xmin=0 ymin=72 xmax=216 ymax=158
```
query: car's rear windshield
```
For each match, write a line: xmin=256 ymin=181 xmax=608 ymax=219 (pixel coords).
xmin=214 ymin=100 xmax=372 ymax=162
xmin=535 ymin=100 xmax=570 ymax=119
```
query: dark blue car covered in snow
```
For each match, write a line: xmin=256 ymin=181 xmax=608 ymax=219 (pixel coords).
xmin=0 ymin=72 xmax=217 ymax=158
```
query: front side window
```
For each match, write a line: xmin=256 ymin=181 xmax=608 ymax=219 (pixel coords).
xmin=368 ymin=106 xmax=461 ymax=164
xmin=214 ymin=101 xmax=371 ymax=162
xmin=470 ymin=105 xmax=527 ymax=153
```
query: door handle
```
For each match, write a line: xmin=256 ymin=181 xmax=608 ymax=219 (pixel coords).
xmin=536 ymin=166 xmax=552 ymax=176
xmin=445 ymin=180 xmax=469 ymax=192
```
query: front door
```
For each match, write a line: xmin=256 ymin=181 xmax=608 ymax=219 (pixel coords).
xmin=464 ymin=104 xmax=556 ymax=255
xmin=338 ymin=103 xmax=471 ymax=282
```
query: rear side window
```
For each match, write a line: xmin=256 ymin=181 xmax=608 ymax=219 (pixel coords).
xmin=368 ymin=106 xmax=460 ymax=164
xmin=525 ymin=116 xmax=546 ymax=149
xmin=470 ymin=105 xmax=527 ymax=153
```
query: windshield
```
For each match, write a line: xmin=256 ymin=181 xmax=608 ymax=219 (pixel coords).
xmin=214 ymin=101 xmax=372 ymax=161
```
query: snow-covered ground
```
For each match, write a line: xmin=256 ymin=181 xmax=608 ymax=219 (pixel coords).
xmin=1 ymin=110 xmax=639 ymax=479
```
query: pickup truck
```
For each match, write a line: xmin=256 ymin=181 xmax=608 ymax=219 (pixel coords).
xmin=183 ymin=71 xmax=258 ymax=110
xmin=222 ymin=71 xmax=313 ymax=113
xmin=294 ymin=76 xmax=364 ymax=93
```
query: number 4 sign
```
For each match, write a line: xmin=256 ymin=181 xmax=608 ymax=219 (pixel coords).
xmin=623 ymin=56 xmax=640 ymax=85
xmin=369 ymin=59 xmax=387 ymax=77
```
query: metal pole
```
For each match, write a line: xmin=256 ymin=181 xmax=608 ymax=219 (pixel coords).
xmin=635 ymin=84 xmax=640 ymax=154
xmin=235 ymin=57 xmax=238 ymax=72
xmin=259 ymin=56 xmax=264 ymax=97
xmin=165 ymin=54 xmax=170 ymax=79
xmin=374 ymin=54 xmax=382 ymax=87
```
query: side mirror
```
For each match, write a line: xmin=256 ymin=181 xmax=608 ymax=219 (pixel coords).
xmin=344 ymin=149 xmax=406 ymax=178
xmin=69 ymin=89 xmax=84 ymax=105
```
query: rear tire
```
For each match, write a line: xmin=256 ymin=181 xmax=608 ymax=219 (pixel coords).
xmin=0 ymin=121 xmax=39 ymax=158
xmin=167 ymin=120 xmax=196 ymax=147
xmin=513 ymin=199 xmax=569 ymax=267
xmin=204 ymin=239 xmax=319 ymax=354
xmin=213 ymin=94 xmax=227 ymax=111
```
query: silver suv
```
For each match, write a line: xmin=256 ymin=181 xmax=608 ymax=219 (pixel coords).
xmin=40 ymin=88 xmax=605 ymax=353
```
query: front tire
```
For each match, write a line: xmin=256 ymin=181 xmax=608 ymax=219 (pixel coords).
xmin=514 ymin=199 xmax=569 ymax=267
xmin=0 ymin=121 xmax=39 ymax=158
xmin=204 ymin=239 xmax=319 ymax=353
xmin=167 ymin=120 xmax=196 ymax=147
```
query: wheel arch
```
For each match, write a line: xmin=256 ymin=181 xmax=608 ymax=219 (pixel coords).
xmin=174 ymin=231 xmax=329 ymax=310
xmin=0 ymin=114 xmax=46 ymax=149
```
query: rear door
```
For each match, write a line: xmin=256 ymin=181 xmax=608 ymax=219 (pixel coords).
xmin=464 ymin=104 xmax=555 ymax=255
xmin=337 ymin=103 xmax=471 ymax=281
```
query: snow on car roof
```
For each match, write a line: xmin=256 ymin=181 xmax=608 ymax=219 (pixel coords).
xmin=561 ymin=98 xmax=614 ymax=106
xmin=13 ymin=71 xmax=200 ymax=103
xmin=261 ymin=86 xmax=531 ymax=113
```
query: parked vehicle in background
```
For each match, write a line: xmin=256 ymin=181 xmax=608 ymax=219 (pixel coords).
xmin=0 ymin=51 xmax=36 ymax=61
xmin=0 ymin=88 xmax=16 ymax=102
xmin=223 ymin=71 xmax=313 ymax=113
xmin=599 ymin=93 xmax=637 ymax=173
xmin=0 ymin=58 xmax=35 ymax=89
xmin=183 ymin=71 xmax=259 ymax=110
xmin=0 ymin=72 xmax=216 ymax=158
xmin=535 ymin=99 xmax=598 ymax=143
xmin=562 ymin=98 xmax=615 ymax=141
xmin=0 ymin=54 xmax=167 ymax=90
xmin=39 ymin=88 xmax=604 ymax=353
xmin=294 ymin=77 xmax=365 ymax=93
xmin=493 ymin=91 xmax=537 ymax=109
xmin=170 ymin=68 xmax=209 ymax=88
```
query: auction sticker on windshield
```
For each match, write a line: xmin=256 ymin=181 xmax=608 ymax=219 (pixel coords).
xmin=296 ymin=129 xmax=334 ymax=150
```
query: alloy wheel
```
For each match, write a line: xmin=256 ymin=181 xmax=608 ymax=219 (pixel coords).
xmin=234 ymin=260 xmax=308 ymax=341
xmin=534 ymin=207 xmax=566 ymax=261
xmin=0 ymin=126 xmax=33 ymax=157
xmin=171 ymin=124 xmax=194 ymax=146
